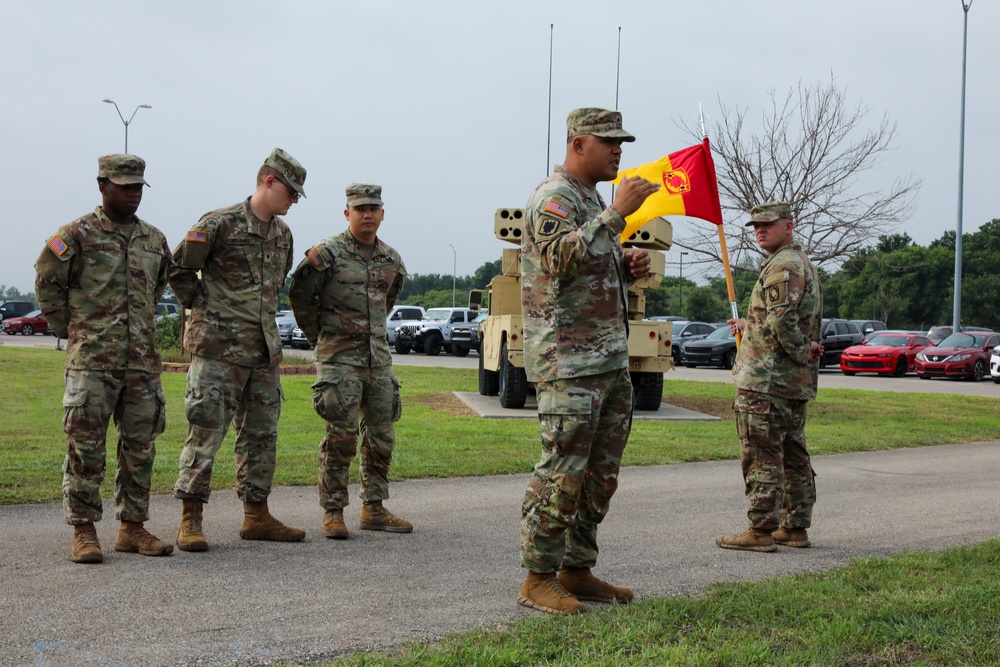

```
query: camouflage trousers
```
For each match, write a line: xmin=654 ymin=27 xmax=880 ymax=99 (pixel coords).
xmin=173 ymin=355 xmax=282 ymax=503
xmin=734 ymin=389 xmax=816 ymax=532
xmin=312 ymin=363 xmax=401 ymax=510
xmin=520 ymin=368 xmax=633 ymax=573
xmin=61 ymin=369 xmax=166 ymax=525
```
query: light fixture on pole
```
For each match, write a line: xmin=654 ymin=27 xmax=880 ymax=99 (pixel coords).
xmin=678 ymin=251 xmax=689 ymax=316
xmin=448 ymin=244 xmax=457 ymax=308
xmin=952 ymin=0 xmax=973 ymax=331
xmin=102 ymin=99 xmax=152 ymax=153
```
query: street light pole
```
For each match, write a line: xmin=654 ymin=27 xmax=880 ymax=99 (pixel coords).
xmin=678 ymin=251 xmax=689 ymax=316
xmin=102 ymin=99 xmax=152 ymax=153
xmin=952 ymin=0 xmax=973 ymax=332
xmin=448 ymin=244 xmax=457 ymax=308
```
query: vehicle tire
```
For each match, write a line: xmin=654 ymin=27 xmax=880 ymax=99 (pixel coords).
xmin=684 ymin=364 xmax=697 ymax=369
xmin=970 ymin=360 xmax=985 ymax=382
xmin=672 ymin=347 xmax=680 ymax=365
xmin=723 ymin=348 xmax=737 ymax=370
xmin=842 ymin=371 xmax=856 ymax=376
xmin=993 ymin=374 xmax=1000 ymax=385
xmin=632 ymin=371 xmax=663 ymax=411
xmin=424 ymin=334 xmax=442 ymax=356
xmin=479 ymin=349 xmax=499 ymax=396
xmin=893 ymin=356 xmax=907 ymax=377
xmin=918 ymin=374 xmax=930 ymax=380
xmin=453 ymin=345 xmax=470 ymax=358
xmin=394 ymin=340 xmax=411 ymax=355
xmin=21 ymin=324 xmax=34 ymax=336
xmin=498 ymin=341 xmax=527 ymax=408
xmin=5 ymin=331 xmax=15 ymax=336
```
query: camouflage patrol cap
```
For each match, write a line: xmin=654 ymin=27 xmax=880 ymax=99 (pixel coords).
xmin=566 ymin=108 xmax=636 ymax=142
xmin=746 ymin=201 xmax=793 ymax=226
xmin=345 ymin=183 xmax=383 ymax=208
xmin=98 ymin=154 xmax=149 ymax=186
xmin=264 ymin=147 xmax=307 ymax=198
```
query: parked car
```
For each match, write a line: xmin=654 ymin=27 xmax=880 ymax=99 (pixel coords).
xmin=926 ymin=324 xmax=993 ymax=344
xmin=155 ymin=302 xmax=180 ymax=318
xmin=275 ymin=311 xmax=298 ymax=346
xmin=647 ymin=315 xmax=688 ymax=322
xmin=290 ymin=326 xmax=312 ymax=350
xmin=679 ymin=325 xmax=738 ymax=369
xmin=819 ymin=319 xmax=865 ymax=367
xmin=0 ymin=300 xmax=35 ymax=321
xmin=1 ymin=309 xmax=49 ymax=336
xmin=991 ymin=344 xmax=1000 ymax=384
xmin=395 ymin=307 xmax=476 ymax=356
xmin=913 ymin=331 xmax=1000 ymax=381
xmin=863 ymin=328 xmax=916 ymax=343
xmin=669 ymin=321 xmax=717 ymax=364
xmin=850 ymin=319 xmax=887 ymax=336
xmin=386 ymin=305 xmax=425 ymax=347
xmin=450 ymin=311 xmax=487 ymax=357
xmin=840 ymin=332 xmax=932 ymax=377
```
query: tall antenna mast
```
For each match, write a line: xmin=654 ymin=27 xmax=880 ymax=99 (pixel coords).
xmin=546 ymin=24 xmax=554 ymax=177
xmin=612 ymin=26 xmax=622 ymax=200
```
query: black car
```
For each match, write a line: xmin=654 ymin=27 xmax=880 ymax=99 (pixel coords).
xmin=679 ymin=325 xmax=738 ymax=369
xmin=669 ymin=321 xmax=718 ymax=364
xmin=0 ymin=301 xmax=35 ymax=321
xmin=820 ymin=319 xmax=864 ymax=367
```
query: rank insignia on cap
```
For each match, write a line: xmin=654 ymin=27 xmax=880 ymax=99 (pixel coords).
xmin=543 ymin=200 xmax=570 ymax=219
xmin=186 ymin=230 xmax=207 ymax=243
xmin=307 ymin=247 xmax=324 ymax=267
xmin=47 ymin=235 xmax=68 ymax=256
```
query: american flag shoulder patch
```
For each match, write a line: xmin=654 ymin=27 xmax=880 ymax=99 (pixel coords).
xmin=48 ymin=235 xmax=68 ymax=256
xmin=186 ymin=229 xmax=208 ymax=243
xmin=307 ymin=247 xmax=324 ymax=267
xmin=543 ymin=200 xmax=570 ymax=219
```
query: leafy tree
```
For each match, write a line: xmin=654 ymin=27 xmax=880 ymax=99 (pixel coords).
xmin=472 ymin=259 xmax=503 ymax=289
xmin=685 ymin=285 xmax=728 ymax=322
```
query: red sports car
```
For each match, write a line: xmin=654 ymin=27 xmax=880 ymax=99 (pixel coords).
xmin=840 ymin=332 xmax=932 ymax=377
xmin=913 ymin=331 xmax=1000 ymax=381
xmin=1 ymin=309 xmax=49 ymax=336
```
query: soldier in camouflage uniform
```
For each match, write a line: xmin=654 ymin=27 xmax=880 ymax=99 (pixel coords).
xmin=35 ymin=154 xmax=174 ymax=563
xmin=517 ymin=108 xmax=660 ymax=615
xmin=170 ymin=148 xmax=307 ymax=551
xmin=288 ymin=184 xmax=410 ymax=540
xmin=717 ymin=202 xmax=823 ymax=552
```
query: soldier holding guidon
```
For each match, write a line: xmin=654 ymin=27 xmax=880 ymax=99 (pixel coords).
xmin=289 ymin=183 xmax=411 ymax=539
xmin=35 ymin=154 xmax=174 ymax=563
xmin=517 ymin=108 xmax=659 ymax=614
xmin=717 ymin=201 xmax=823 ymax=552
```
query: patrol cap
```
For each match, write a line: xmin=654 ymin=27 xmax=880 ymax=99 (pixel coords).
xmin=746 ymin=201 xmax=793 ymax=226
xmin=566 ymin=107 xmax=636 ymax=142
xmin=98 ymin=154 xmax=149 ymax=186
xmin=345 ymin=183 xmax=383 ymax=208
xmin=264 ymin=147 xmax=307 ymax=198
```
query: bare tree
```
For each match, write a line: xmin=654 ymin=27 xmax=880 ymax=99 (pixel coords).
xmin=678 ymin=76 xmax=921 ymax=271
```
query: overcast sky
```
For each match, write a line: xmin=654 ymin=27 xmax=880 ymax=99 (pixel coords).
xmin=2 ymin=1 xmax=996 ymax=294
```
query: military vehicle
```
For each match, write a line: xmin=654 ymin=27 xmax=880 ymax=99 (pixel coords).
xmin=473 ymin=208 xmax=674 ymax=410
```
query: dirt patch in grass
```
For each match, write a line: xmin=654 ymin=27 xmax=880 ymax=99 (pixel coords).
xmin=411 ymin=391 xmax=478 ymax=417
xmin=662 ymin=394 xmax=735 ymax=420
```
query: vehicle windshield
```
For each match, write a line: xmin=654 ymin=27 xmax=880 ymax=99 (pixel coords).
xmin=25 ymin=310 xmax=42 ymax=318
xmin=706 ymin=326 xmax=735 ymax=340
xmin=424 ymin=309 xmax=451 ymax=321
xmin=474 ymin=313 xmax=488 ymax=323
xmin=867 ymin=335 xmax=909 ymax=347
xmin=938 ymin=333 xmax=982 ymax=348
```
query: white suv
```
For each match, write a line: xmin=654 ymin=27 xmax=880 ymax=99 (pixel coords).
xmin=990 ymin=344 xmax=1000 ymax=384
xmin=386 ymin=305 xmax=425 ymax=348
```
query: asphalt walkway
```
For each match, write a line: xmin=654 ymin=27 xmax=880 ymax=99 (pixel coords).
xmin=2 ymin=441 xmax=999 ymax=667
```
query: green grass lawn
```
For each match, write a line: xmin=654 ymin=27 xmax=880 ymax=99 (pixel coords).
xmin=2 ymin=346 xmax=999 ymax=504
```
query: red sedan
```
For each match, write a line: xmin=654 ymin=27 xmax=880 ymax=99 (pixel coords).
xmin=840 ymin=332 xmax=931 ymax=377
xmin=913 ymin=331 xmax=1000 ymax=381
xmin=1 ymin=309 xmax=49 ymax=336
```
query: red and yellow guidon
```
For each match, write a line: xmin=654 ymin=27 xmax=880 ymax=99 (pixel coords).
xmin=661 ymin=168 xmax=691 ymax=195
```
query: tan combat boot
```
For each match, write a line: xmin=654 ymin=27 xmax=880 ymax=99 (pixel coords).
xmin=71 ymin=522 xmax=103 ymax=564
xmin=518 ymin=572 xmax=587 ymax=615
xmin=177 ymin=499 xmax=209 ymax=552
xmin=772 ymin=527 xmax=811 ymax=548
xmin=359 ymin=501 xmax=412 ymax=533
xmin=322 ymin=509 xmax=348 ymax=539
xmin=239 ymin=500 xmax=305 ymax=542
xmin=557 ymin=567 xmax=634 ymax=603
xmin=115 ymin=521 xmax=174 ymax=556
xmin=715 ymin=528 xmax=778 ymax=552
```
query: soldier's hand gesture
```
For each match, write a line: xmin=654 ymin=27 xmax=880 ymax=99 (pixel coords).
xmin=612 ymin=175 xmax=659 ymax=219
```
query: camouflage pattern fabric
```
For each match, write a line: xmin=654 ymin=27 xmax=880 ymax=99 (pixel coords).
xmin=734 ymin=389 xmax=816 ymax=531
xmin=521 ymin=369 xmax=633 ymax=572
xmin=311 ymin=363 xmax=401 ymax=510
xmin=731 ymin=241 xmax=822 ymax=400
xmin=565 ymin=107 xmax=636 ymax=142
xmin=521 ymin=165 xmax=630 ymax=383
xmin=288 ymin=229 xmax=406 ymax=366
xmin=35 ymin=207 xmax=171 ymax=372
xmin=173 ymin=355 xmax=282 ymax=503
xmin=61 ymin=369 xmax=166 ymax=524
xmin=169 ymin=198 xmax=293 ymax=368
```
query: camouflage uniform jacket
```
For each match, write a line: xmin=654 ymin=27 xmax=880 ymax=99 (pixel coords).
xmin=521 ymin=165 xmax=630 ymax=383
xmin=169 ymin=198 xmax=293 ymax=368
xmin=288 ymin=229 xmax=406 ymax=368
xmin=732 ymin=241 xmax=822 ymax=400
xmin=34 ymin=207 xmax=171 ymax=373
